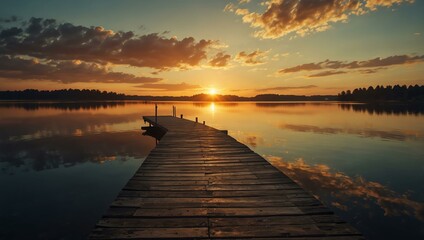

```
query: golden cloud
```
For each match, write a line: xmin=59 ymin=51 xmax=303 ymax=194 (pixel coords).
xmin=134 ymin=82 xmax=201 ymax=91
xmin=235 ymin=50 xmax=269 ymax=65
xmin=209 ymin=52 xmax=232 ymax=68
xmin=225 ymin=0 xmax=415 ymax=39
xmin=278 ymin=54 xmax=424 ymax=76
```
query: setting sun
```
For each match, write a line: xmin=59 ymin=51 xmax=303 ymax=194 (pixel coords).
xmin=208 ymin=88 xmax=217 ymax=95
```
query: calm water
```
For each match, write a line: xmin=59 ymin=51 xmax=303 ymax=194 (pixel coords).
xmin=0 ymin=101 xmax=423 ymax=239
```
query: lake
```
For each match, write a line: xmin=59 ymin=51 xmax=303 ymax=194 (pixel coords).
xmin=0 ymin=101 xmax=423 ymax=239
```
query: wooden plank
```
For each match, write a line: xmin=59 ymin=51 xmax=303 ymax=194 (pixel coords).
xmin=97 ymin=217 xmax=208 ymax=228
xmin=90 ymin=227 xmax=208 ymax=239
xmin=210 ymin=223 xmax=361 ymax=238
xmin=90 ymin=116 xmax=361 ymax=239
xmin=134 ymin=208 xmax=207 ymax=217
xmin=208 ymin=206 xmax=304 ymax=217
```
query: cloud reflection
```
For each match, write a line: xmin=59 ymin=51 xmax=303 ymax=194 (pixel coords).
xmin=280 ymin=123 xmax=423 ymax=141
xmin=0 ymin=112 xmax=142 ymax=142
xmin=265 ymin=156 xmax=424 ymax=221
xmin=0 ymin=131 xmax=155 ymax=172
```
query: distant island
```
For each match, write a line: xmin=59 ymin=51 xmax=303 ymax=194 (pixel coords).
xmin=0 ymin=85 xmax=423 ymax=102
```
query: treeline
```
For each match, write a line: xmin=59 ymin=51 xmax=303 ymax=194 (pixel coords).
xmin=0 ymin=89 xmax=126 ymax=100
xmin=0 ymin=89 xmax=337 ymax=101
xmin=338 ymin=85 xmax=424 ymax=102
xmin=130 ymin=94 xmax=336 ymax=101
xmin=4 ymin=86 xmax=423 ymax=102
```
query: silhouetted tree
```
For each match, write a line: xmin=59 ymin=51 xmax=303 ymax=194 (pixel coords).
xmin=0 ymin=89 xmax=126 ymax=100
xmin=338 ymin=85 xmax=424 ymax=102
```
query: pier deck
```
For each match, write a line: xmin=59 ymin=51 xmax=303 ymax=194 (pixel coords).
xmin=90 ymin=116 xmax=362 ymax=239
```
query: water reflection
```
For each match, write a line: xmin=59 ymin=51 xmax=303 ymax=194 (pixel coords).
xmin=266 ymin=156 xmax=424 ymax=221
xmin=0 ymin=131 xmax=155 ymax=172
xmin=280 ymin=123 xmax=423 ymax=141
xmin=0 ymin=101 xmax=423 ymax=239
xmin=0 ymin=101 xmax=142 ymax=111
xmin=266 ymin=156 xmax=424 ymax=239
xmin=0 ymin=112 xmax=143 ymax=143
xmin=191 ymin=102 xmax=239 ymax=108
xmin=340 ymin=103 xmax=424 ymax=116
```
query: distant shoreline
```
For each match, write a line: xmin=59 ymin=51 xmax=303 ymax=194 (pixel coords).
xmin=1 ymin=86 xmax=423 ymax=103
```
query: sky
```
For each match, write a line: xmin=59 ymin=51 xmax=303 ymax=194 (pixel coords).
xmin=0 ymin=0 xmax=423 ymax=96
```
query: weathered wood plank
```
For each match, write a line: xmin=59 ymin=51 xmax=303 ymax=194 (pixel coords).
xmin=97 ymin=217 xmax=208 ymax=228
xmin=90 ymin=227 xmax=209 ymax=239
xmin=90 ymin=116 xmax=361 ymax=239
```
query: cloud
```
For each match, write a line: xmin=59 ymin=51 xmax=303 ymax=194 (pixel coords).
xmin=225 ymin=0 xmax=415 ymax=39
xmin=209 ymin=52 xmax=231 ymax=67
xmin=279 ymin=54 xmax=424 ymax=76
xmin=0 ymin=17 xmax=217 ymax=71
xmin=308 ymin=70 xmax=347 ymax=77
xmin=258 ymin=85 xmax=317 ymax=92
xmin=0 ymin=55 xmax=161 ymax=83
xmin=134 ymin=82 xmax=201 ymax=91
xmin=0 ymin=16 xmax=19 ymax=23
xmin=366 ymin=0 xmax=414 ymax=10
xmin=235 ymin=50 xmax=268 ymax=65
xmin=224 ymin=3 xmax=237 ymax=12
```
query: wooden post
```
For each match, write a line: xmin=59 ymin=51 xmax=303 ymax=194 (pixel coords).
xmin=203 ymin=121 xmax=205 ymax=125
xmin=180 ymin=114 xmax=183 ymax=119
xmin=195 ymin=117 xmax=198 ymax=123
xmin=155 ymin=104 xmax=158 ymax=123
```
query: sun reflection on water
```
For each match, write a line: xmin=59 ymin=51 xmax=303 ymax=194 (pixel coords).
xmin=209 ymin=102 xmax=216 ymax=117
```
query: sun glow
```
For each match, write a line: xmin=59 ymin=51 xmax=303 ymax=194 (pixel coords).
xmin=208 ymin=88 xmax=217 ymax=95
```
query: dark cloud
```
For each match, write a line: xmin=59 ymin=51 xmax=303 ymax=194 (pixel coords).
xmin=225 ymin=0 xmax=414 ymax=39
xmin=134 ymin=82 xmax=201 ymax=91
xmin=0 ymin=16 xmax=19 ymax=23
xmin=0 ymin=55 xmax=161 ymax=83
xmin=209 ymin=52 xmax=231 ymax=67
xmin=235 ymin=50 xmax=268 ymax=65
xmin=279 ymin=55 xmax=424 ymax=75
xmin=0 ymin=17 xmax=216 ymax=70
xmin=258 ymin=85 xmax=317 ymax=92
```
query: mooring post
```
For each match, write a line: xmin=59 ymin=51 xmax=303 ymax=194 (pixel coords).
xmin=203 ymin=121 xmax=205 ymax=125
xmin=195 ymin=117 xmax=198 ymax=123
xmin=180 ymin=114 xmax=183 ymax=119
xmin=155 ymin=104 xmax=158 ymax=123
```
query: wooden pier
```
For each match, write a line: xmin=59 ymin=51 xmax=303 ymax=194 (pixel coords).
xmin=90 ymin=116 xmax=362 ymax=239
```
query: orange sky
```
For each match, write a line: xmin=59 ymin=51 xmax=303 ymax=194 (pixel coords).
xmin=0 ymin=0 xmax=423 ymax=96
